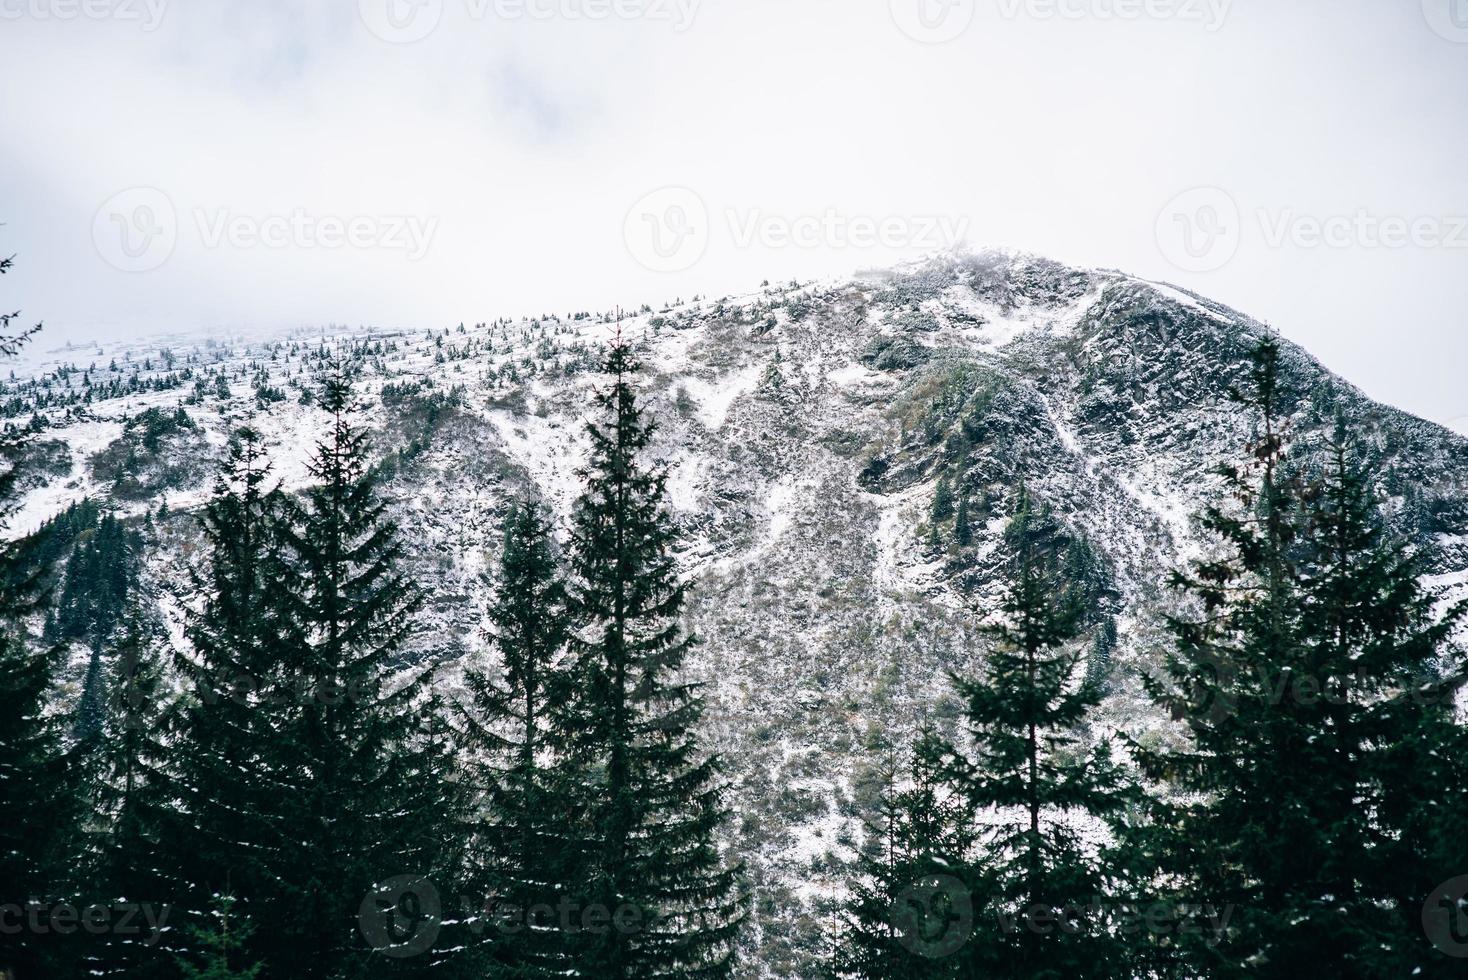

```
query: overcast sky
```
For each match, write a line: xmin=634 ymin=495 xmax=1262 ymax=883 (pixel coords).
xmin=2 ymin=0 xmax=1465 ymax=430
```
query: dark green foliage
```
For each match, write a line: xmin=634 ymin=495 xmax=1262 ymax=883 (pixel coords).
xmin=50 ymin=511 xmax=139 ymax=647
xmin=833 ymin=734 xmax=978 ymax=980
xmin=953 ymin=496 xmax=972 ymax=548
xmin=0 ymin=251 xmax=84 ymax=980
xmin=1083 ymin=617 xmax=1116 ymax=694
xmin=260 ymin=364 xmax=464 ymax=977
xmin=1127 ymin=339 xmax=1468 ymax=978
xmin=561 ymin=341 xmax=746 ymax=977
xmin=77 ymin=608 xmax=173 ymax=978
xmin=163 ymin=424 xmax=291 ymax=961
xmin=932 ymin=488 xmax=1133 ymax=979
xmin=931 ymin=474 xmax=955 ymax=524
xmin=92 ymin=405 xmax=211 ymax=500
xmin=176 ymin=893 xmax=262 ymax=980
xmin=459 ymin=499 xmax=576 ymax=977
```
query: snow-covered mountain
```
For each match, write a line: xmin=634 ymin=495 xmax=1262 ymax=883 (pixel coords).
xmin=11 ymin=250 xmax=1468 ymax=977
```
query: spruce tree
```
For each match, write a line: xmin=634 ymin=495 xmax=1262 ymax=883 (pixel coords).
xmin=165 ymin=424 xmax=292 ymax=969
xmin=1128 ymin=339 xmax=1468 ymax=977
xmin=460 ymin=499 xmax=575 ymax=976
xmin=834 ymin=732 xmax=978 ymax=980
xmin=935 ymin=488 xmax=1132 ymax=979
xmin=953 ymin=496 xmax=972 ymax=548
xmin=265 ymin=363 xmax=463 ymax=977
xmin=176 ymin=892 xmax=263 ymax=980
xmin=0 ymin=252 xmax=83 ymax=979
xmin=562 ymin=339 xmax=745 ymax=977
xmin=77 ymin=606 xmax=173 ymax=977
xmin=932 ymin=474 xmax=955 ymax=524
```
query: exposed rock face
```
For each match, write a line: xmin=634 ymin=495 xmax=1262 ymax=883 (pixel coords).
xmin=12 ymin=250 xmax=1467 ymax=977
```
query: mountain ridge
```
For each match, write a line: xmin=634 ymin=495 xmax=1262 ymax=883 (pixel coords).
xmin=10 ymin=248 xmax=1468 ymax=977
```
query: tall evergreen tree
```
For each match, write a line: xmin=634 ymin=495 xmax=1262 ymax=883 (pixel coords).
xmin=459 ymin=499 xmax=575 ymax=977
xmin=561 ymin=339 xmax=745 ymax=977
xmin=1127 ymin=339 xmax=1468 ymax=977
xmin=834 ymin=732 xmax=978 ymax=980
xmin=164 ymin=424 xmax=292 ymax=973
xmin=78 ymin=606 xmax=173 ymax=978
xmin=264 ymin=364 xmax=463 ymax=977
xmin=935 ymin=488 xmax=1132 ymax=979
xmin=0 ymin=250 xmax=83 ymax=979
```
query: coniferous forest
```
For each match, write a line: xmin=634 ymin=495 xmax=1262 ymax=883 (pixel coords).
xmin=3 ymin=247 xmax=1468 ymax=980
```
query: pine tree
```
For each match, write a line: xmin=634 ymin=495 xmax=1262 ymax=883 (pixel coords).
xmin=934 ymin=488 xmax=1132 ymax=979
xmin=0 ymin=251 xmax=83 ymax=979
xmin=78 ymin=607 xmax=173 ymax=978
xmin=264 ymin=363 xmax=463 ymax=977
xmin=164 ymin=425 xmax=292 ymax=965
xmin=1127 ymin=339 xmax=1468 ymax=977
xmin=953 ymin=496 xmax=972 ymax=548
xmin=932 ymin=474 xmax=955 ymax=524
xmin=460 ymin=499 xmax=576 ymax=976
xmin=561 ymin=339 xmax=745 ymax=977
xmin=176 ymin=892 xmax=262 ymax=980
xmin=833 ymin=733 xmax=978 ymax=980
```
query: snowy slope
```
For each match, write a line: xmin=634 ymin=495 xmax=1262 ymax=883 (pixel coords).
xmin=8 ymin=249 xmax=1468 ymax=977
